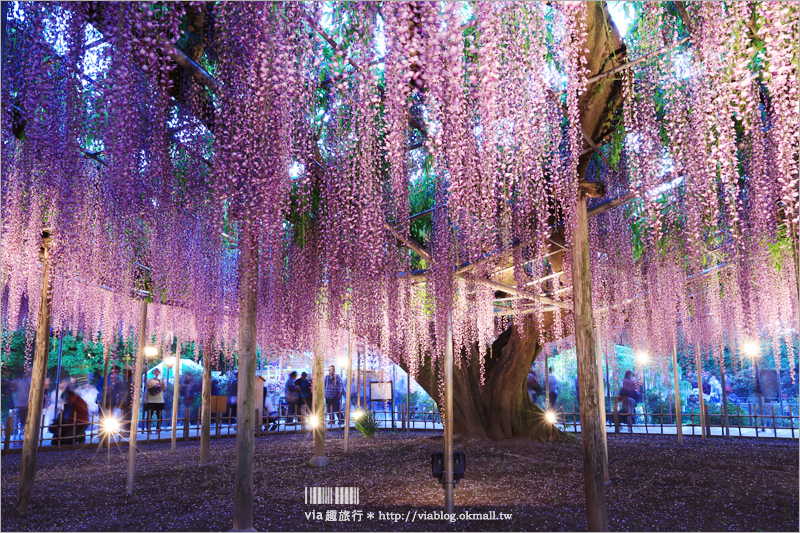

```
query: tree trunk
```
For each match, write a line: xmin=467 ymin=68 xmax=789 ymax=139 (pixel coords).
xmin=403 ymin=313 xmax=565 ymax=441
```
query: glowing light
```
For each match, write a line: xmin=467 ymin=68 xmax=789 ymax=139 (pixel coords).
xmin=743 ymin=343 xmax=760 ymax=357
xmin=352 ymin=410 xmax=364 ymax=420
xmin=545 ymin=411 xmax=557 ymax=425
xmin=163 ymin=356 xmax=176 ymax=368
xmin=636 ymin=352 xmax=650 ymax=365
xmin=144 ymin=346 xmax=158 ymax=358
xmin=101 ymin=416 xmax=121 ymax=435
xmin=335 ymin=356 xmax=348 ymax=368
xmin=308 ymin=415 xmax=320 ymax=428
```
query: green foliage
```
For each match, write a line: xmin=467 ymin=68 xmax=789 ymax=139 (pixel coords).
xmin=354 ymin=410 xmax=378 ymax=437
xmin=1 ymin=331 xmax=129 ymax=378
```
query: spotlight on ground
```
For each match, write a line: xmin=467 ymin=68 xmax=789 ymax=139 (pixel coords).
xmin=101 ymin=416 xmax=121 ymax=435
xmin=545 ymin=411 xmax=557 ymax=425
xmin=309 ymin=415 xmax=320 ymax=428
xmin=352 ymin=410 xmax=364 ymax=420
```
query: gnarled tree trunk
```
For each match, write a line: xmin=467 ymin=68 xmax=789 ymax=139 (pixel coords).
xmin=403 ymin=314 xmax=565 ymax=441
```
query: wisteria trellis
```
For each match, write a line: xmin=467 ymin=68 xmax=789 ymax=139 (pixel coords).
xmin=1 ymin=2 xmax=798 ymax=387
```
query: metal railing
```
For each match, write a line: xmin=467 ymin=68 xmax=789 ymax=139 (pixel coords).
xmin=553 ymin=399 xmax=799 ymax=439
xmin=3 ymin=399 xmax=795 ymax=453
xmin=1 ymin=404 xmax=443 ymax=452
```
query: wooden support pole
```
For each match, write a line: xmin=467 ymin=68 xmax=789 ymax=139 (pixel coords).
xmin=171 ymin=339 xmax=181 ymax=451
xmin=719 ymin=360 xmax=729 ymax=437
xmin=672 ymin=344 xmax=683 ymax=445
xmin=126 ymin=298 xmax=148 ymax=495
xmin=233 ymin=224 xmax=259 ymax=531
xmin=595 ymin=330 xmax=610 ymax=483
xmin=200 ymin=338 xmax=213 ymax=465
xmin=17 ymin=232 xmax=53 ymax=514
xmin=443 ymin=310 xmax=454 ymax=514
xmin=343 ymin=321 xmax=353 ymax=453
xmin=571 ymin=192 xmax=609 ymax=531
xmin=695 ymin=344 xmax=706 ymax=440
xmin=406 ymin=369 xmax=411 ymax=433
xmin=310 ymin=336 xmax=328 ymax=467
xmin=101 ymin=340 xmax=111 ymax=411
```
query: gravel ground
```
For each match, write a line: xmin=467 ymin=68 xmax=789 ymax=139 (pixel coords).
xmin=1 ymin=431 xmax=797 ymax=532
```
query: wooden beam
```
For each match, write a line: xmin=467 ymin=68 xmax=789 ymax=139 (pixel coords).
xmin=584 ymin=37 xmax=691 ymax=86
xmin=16 ymin=231 xmax=53 ymax=514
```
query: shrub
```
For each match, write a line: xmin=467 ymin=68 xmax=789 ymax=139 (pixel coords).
xmin=354 ymin=410 xmax=378 ymax=437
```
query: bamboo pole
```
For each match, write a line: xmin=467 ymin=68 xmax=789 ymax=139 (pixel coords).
xmin=233 ymin=223 xmax=259 ymax=531
xmin=695 ymin=344 xmax=706 ymax=440
xmin=17 ymin=232 xmax=53 ymax=514
xmin=171 ymin=339 xmax=181 ymax=451
xmin=571 ymin=190 xmax=609 ymax=531
xmin=595 ymin=330 xmax=610 ymax=483
xmin=199 ymin=338 xmax=212 ymax=465
xmin=672 ymin=343 xmax=683 ymax=445
xmin=126 ymin=298 xmax=148 ymax=494
xmin=443 ymin=310 xmax=454 ymax=514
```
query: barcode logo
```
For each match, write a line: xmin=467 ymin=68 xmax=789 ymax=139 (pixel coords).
xmin=305 ymin=486 xmax=360 ymax=505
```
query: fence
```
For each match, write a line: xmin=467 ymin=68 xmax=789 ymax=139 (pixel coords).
xmin=1 ymin=404 xmax=442 ymax=453
xmin=3 ymin=399 xmax=796 ymax=454
xmin=555 ymin=399 xmax=799 ymax=439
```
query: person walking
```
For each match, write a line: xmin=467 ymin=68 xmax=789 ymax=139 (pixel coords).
xmin=547 ymin=367 xmax=559 ymax=410
xmin=619 ymin=370 xmax=639 ymax=428
xmin=144 ymin=368 xmax=166 ymax=433
xmin=324 ymin=365 xmax=345 ymax=425
xmin=284 ymin=371 xmax=299 ymax=423
xmin=295 ymin=372 xmax=312 ymax=424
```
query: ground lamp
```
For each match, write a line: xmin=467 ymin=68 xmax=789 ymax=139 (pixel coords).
xmin=431 ymin=452 xmax=466 ymax=484
xmin=100 ymin=415 xmax=121 ymax=465
xmin=744 ymin=342 xmax=765 ymax=432
xmin=545 ymin=410 xmax=558 ymax=425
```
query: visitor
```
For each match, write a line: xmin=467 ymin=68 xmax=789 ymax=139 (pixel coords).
xmin=548 ymin=367 xmax=559 ymax=410
xmin=11 ymin=372 xmax=31 ymax=436
xmin=51 ymin=389 xmax=90 ymax=445
xmin=144 ymin=368 xmax=166 ymax=432
xmin=284 ymin=371 xmax=299 ymax=423
xmin=619 ymin=370 xmax=639 ymax=427
xmin=225 ymin=372 xmax=239 ymax=424
xmin=296 ymin=371 xmax=312 ymax=422
xmin=118 ymin=367 xmax=133 ymax=435
xmin=263 ymin=392 xmax=279 ymax=431
xmin=180 ymin=373 xmax=198 ymax=422
xmin=104 ymin=365 xmax=124 ymax=413
xmin=324 ymin=365 xmax=345 ymax=425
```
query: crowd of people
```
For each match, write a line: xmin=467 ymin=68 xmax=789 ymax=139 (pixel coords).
xmin=279 ymin=365 xmax=347 ymax=429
